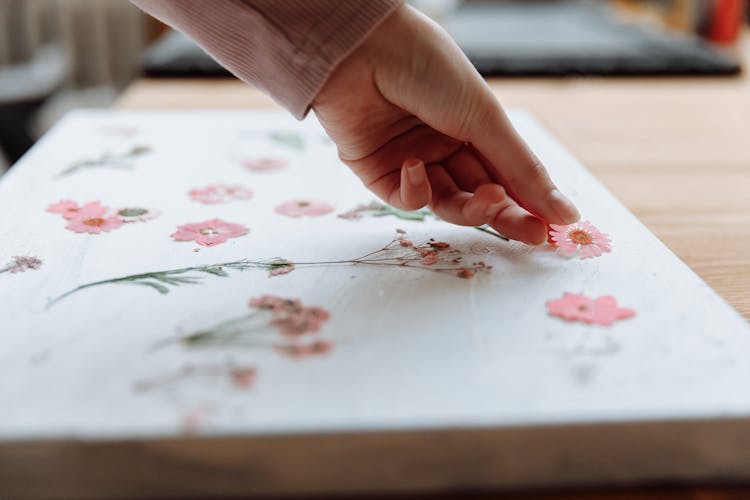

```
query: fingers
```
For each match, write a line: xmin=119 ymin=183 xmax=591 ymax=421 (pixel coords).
xmin=427 ymin=165 xmax=548 ymax=245
xmin=394 ymin=158 xmax=432 ymax=210
xmin=467 ymin=101 xmax=580 ymax=225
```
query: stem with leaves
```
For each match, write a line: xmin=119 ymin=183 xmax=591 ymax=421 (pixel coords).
xmin=57 ymin=145 xmax=151 ymax=177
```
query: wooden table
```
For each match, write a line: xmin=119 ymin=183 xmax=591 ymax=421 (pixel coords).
xmin=115 ymin=40 xmax=750 ymax=498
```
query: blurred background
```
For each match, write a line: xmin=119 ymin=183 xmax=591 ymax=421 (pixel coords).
xmin=0 ymin=0 xmax=746 ymax=174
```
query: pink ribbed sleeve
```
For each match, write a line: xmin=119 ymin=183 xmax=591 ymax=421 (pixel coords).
xmin=130 ymin=0 xmax=403 ymax=118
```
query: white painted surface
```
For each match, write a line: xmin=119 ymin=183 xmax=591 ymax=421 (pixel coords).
xmin=1 ymin=109 xmax=748 ymax=442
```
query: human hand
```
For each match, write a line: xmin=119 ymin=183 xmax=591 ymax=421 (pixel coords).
xmin=312 ymin=4 xmax=579 ymax=244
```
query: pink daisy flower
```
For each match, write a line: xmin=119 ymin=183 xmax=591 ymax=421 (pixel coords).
xmin=65 ymin=215 xmax=125 ymax=234
xmin=189 ymin=184 xmax=254 ymax=204
xmin=549 ymin=221 xmax=611 ymax=259
xmin=171 ymin=218 xmax=249 ymax=247
xmin=47 ymin=200 xmax=107 ymax=220
xmin=275 ymin=199 xmax=334 ymax=218
xmin=116 ymin=207 xmax=160 ymax=223
xmin=274 ymin=340 xmax=333 ymax=359
xmin=242 ymin=157 xmax=287 ymax=172
xmin=546 ymin=292 xmax=635 ymax=326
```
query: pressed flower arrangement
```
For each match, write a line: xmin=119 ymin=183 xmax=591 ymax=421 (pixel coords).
xmin=47 ymin=199 xmax=159 ymax=234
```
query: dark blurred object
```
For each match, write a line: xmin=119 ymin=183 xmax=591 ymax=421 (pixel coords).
xmin=442 ymin=0 xmax=740 ymax=76
xmin=142 ymin=30 xmax=230 ymax=78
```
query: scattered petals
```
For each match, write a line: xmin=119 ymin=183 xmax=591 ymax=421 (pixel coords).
xmin=549 ymin=221 xmax=611 ymax=259
xmin=275 ymin=199 xmax=334 ymax=218
xmin=546 ymin=292 xmax=635 ymax=326
xmin=171 ymin=218 xmax=249 ymax=247
xmin=189 ymin=184 xmax=254 ymax=205
xmin=3 ymin=256 xmax=43 ymax=274
xmin=66 ymin=215 xmax=124 ymax=234
xmin=116 ymin=207 xmax=160 ymax=223
xmin=274 ymin=340 xmax=333 ymax=358
xmin=242 ymin=157 xmax=287 ymax=172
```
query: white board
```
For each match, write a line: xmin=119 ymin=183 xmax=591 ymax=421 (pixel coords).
xmin=1 ymin=109 xmax=749 ymax=498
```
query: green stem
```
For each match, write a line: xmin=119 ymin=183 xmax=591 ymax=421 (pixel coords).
xmin=474 ymin=225 xmax=510 ymax=241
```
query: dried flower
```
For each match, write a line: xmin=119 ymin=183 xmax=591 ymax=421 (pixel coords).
xmin=546 ymin=292 xmax=635 ymax=326
xmin=189 ymin=184 xmax=254 ymax=204
xmin=275 ymin=199 xmax=334 ymax=218
xmin=171 ymin=218 xmax=249 ymax=246
xmin=268 ymin=259 xmax=295 ymax=277
xmin=242 ymin=158 xmax=288 ymax=172
xmin=274 ymin=340 xmax=333 ymax=358
xmin=2 ymin=256 xmax=43 ymax=274
xmin=116 ymin=207 xmax=160 ymax=223
xmin=47 ymin=200 xmax=107 ymax=220
xmin=249 ymin=294 xmax=331 ymax=337
xmin=65 ymin=215 xmax=124 ymax=234
xmin=549 ymin=221 xmax=611 ymax=259
xmin=229 ymin=367 xmax=257 ymax=389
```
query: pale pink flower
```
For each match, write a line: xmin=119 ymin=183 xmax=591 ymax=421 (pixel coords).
xmin=2 ymin=256 xmax=43 ymax=274
xmin=47 ymin=200 xmax=107 ymax=220
xmin=248 ymin=294 xmax=331 ymax=337
xmin=274 ymin=340 xmax=333 ymax=359
xmin=268 ymin=259 xmax=295 ymax=277
xmin=189 ymin=184 xmax=254 ymax=204
xmin=549 ymin=221 xmax=611 ymax=259
xmin=546 ymin=292 xmax=635 ymax=326
xmin=65 ymin=215 xmax=124 ymax=234
xmin=116 ymin=207 xmax=160 ymax=223
xmin=242 ymin=157 xmax=287 ymax=172
xmin=229 ymin=367 xmax=256 ymax=389
xmin=171 ymin=218 xmax=249 ymax=247
xmin=275 ymin=199 xmax=334 ymax=218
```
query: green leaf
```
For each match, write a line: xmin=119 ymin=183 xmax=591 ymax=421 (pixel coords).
xmin=133 ymin=280 xmax=170 ymax=294
xmin=269 ymin=131 xmax=304 ymax=150
xmin=201 ymin=267 xmax=229 ymax=277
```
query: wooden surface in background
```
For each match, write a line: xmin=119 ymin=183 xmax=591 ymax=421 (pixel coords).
xmin=115 ymin=39 xmax=750 ymax=500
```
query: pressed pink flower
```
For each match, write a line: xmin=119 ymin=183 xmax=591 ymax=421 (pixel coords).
xmin=274 ymin=340 xmax=333 ymax=359
xmin=47 ymin=200 xmax=108 ymax=220
xmin=268 ymin=259 xmax=295 ymax=277
xmin=2 ymin=256 xmax=43 ymax=274
xmin=65 ymin=215 xmax=124 ymax=234
xmin=229 ymin=367 xmax=256 ymax=389
xmin=546 ymin=292 xmax=635 ymax=326
xmin=189 ymin=184 xmax=254 ymax=204
xmin=116 ymin=207 xmax=160 ymax=223
xmin=549 ymin=221 xmax=611 ymax=259
xmin=248 ymin=294 xmax=331 ymax=336
xmin=242 ymin=157 xmax=287 ymax=172
xmin=275 ymin=199 xmax=334 ymax=218
xmin=171 ymin=218 xmax=249 ymax=247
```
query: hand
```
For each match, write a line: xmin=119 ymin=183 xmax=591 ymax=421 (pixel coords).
xmin=312 ymin=4 xmax=580 ymax=244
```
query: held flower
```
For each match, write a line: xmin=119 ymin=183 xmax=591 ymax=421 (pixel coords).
xmin=275 ymin=199 xmax=334 ymax=218
xmin=189 ymin=184 xmax=254 ymax=204
xmin=546 ymin=292 xmax=635 ymax=326
xmin=549 ymin=221 xmax=611 ymax=259
xmin=171 ymin=218 xmax=249 ymax=246
xmin=65 ymin=215 xmax=125 ymax=234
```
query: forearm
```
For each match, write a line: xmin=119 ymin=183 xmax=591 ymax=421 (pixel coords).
xmin=130 ymin=0 xmax=403 ymax=118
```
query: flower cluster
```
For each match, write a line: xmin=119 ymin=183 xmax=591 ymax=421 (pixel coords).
xmin=189 ymin=184 xmax=254 ymax=204
xmin=1 ymin=256 xmax=43 ymax=274
xmin=171 ymin=218 xmax=249 ymax=247
xmin=546 ymin=292 xmax=635 ymax=326
xmin=248 ymin=295 xmax=331 ymax=337
xmin=47 ymin=199 xmax=158 ymax=234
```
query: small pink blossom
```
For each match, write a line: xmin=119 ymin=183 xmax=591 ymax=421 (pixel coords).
xmin=274 ymin=340 xmax=333 ymax=359
xmin=420 ymin=251 xmax=439 ymax=266
xmin=549 ymin=221 xmax=611 ymax=259
xmin=275 ymin=199 xmax=334 ymax=218
xmin=116 ymin=207 xmax=160 ymax=223
xmin=242 ymin=158 xmax=287 ymax=172
xmin=229 ymin=367 xmax=256 ymax=389
xmin=456 ymin=268 xmax=475 ymax=279
xmin=2 ymin=256 xmax=43 ymax=274
xmin=65 ymin=215 xmax=124 ymax=234
xmin=171 ymin=218 xmax=249 ymax=247
xmin=248 ymin=294 xmax=331 ymax=337
xmin=546 ymin=292 xmax=635 ymax=326
xmin=268 ymin=259 xmax=295 ymax=277
xmin=47 ymin=200 xmax=107 ymax=220
xmin=189 ymin=184 xmax=254 ymax=204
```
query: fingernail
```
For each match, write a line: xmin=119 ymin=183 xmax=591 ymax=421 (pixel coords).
xmin=547 ymin=189 xmax=580 ymax=224
xmin=405 ymin=159 xmax=425 ymax=186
